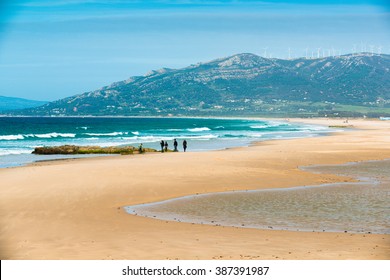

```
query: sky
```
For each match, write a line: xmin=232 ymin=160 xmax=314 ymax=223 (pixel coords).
xmin=0 ymin=0 xmax=389 ymax=101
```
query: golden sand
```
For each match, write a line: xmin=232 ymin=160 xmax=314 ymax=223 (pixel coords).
xmin=0 ymin=118 xmax=389 ymax=259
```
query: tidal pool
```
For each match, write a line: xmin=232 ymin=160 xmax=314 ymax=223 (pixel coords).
xmin=125 ymin=160 xmax=390 ymax=234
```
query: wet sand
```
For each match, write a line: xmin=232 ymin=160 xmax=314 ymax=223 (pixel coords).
xmin=0 ymin=118 xmax=389 ymax=259
xmin=126 ymin=160 xmax=390 ymax=234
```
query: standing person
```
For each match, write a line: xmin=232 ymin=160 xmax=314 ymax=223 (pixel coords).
xmin=164 ymin=141 xmax=168 ymax=152
xmin=138 ymin=143 xmax=143 ymax=153
xmin=173 ymin=139 xmax=178 ymax=152
xmin=183 ymin=139 xmax=187 ymax=152
xmin=160 ymin=140 xmax=165 ymax=152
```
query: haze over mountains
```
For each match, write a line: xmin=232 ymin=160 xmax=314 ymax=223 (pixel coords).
xmin=0 ymin=96 xmax=47 ymax=112
xmin=9 ymin=53 xmax=390 ymax=117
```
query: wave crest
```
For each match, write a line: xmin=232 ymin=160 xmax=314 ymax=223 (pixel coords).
xmin=0 ymin=134 xmax=24 ymax=140
xmin=84 ymin=132 xmax=128 ymax=136
xmin=187 ymin=127 xmax=211 ymax=132
xmin=27 ymin=133 xmax=76 ymax=138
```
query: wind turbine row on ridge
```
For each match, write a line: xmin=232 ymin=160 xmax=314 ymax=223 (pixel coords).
xmin=352 ymin=43 xmax=383 ymax=56
xmin=259 ymin=45 xmax=386 ymax=59
xmin=292 ymin=47 xmax=342 ymax=59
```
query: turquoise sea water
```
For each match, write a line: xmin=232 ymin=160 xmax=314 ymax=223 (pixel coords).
xmin=125 ymin=160 xmax=390 ymax=234
xmin=0 ymin=117 xmax=332 ymax=168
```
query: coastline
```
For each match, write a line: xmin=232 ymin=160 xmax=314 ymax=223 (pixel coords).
xmin=0 ymin=116 xmax=335 ymax=168
xmin=0 ymin=118 xmax=389 ymax=259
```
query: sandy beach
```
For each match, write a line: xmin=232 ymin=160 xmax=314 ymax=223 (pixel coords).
xmin=0 ymin=118 xmax=389 ymax=260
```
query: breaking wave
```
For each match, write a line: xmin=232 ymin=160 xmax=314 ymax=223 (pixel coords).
xmin=26 ymin=133 xmax=76 ymax=138
xmin=84 ymin=132 xmax=128 ymax=136
xmin=0 ymin=133 xmax=76 ymax=140
xmin=0 ymin=134 xmax=24 ymax=140
xmin=187 ymin=127 xmax=211 ymax=132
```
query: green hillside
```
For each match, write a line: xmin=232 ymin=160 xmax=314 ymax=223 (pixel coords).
xmin=13 ymin=53 xmax=390 ymax=117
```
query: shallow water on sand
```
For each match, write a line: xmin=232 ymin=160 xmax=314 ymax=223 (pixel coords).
xmin=125 ymin=160 xmax=390 ymax=234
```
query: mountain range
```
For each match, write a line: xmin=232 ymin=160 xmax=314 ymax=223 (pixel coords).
xmin=0 ymin=96 xmax=47 ymax=112
xmin=10 ymin=53 xmax=390 ymax=117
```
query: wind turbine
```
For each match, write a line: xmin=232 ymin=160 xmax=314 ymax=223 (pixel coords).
xmin=317 ymin=48 xmax=321 ymax=58
xmin=263 ymin=47 xmax=268 ymax=58
xmin=352 ymin=44 xmax=356 ymax=55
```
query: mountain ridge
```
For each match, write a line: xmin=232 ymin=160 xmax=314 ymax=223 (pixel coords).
xmin=10 ymin=52 xmax=390 ymax=117
xmin=0 ymin=96 xmax=47 ymax=112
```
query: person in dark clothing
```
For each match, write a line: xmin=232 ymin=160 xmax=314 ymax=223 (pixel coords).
xmin=160 ymin=140 xmax=165 ymax=152
xmin=173 ymin=139 xmax=178 ymax=152
xmin=138 ymin=143 xmax=143 ymax=153
xmin=183 ymin=140 xmax=187 ymax=152
xmin=164 ymin=141 xmax=168 ymax=152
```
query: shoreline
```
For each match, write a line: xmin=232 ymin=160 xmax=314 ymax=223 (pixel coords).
xmin=0 ymin=117 xmax=339 ymax=169
xmin=0 ymin=118 xmax=389 ymax=259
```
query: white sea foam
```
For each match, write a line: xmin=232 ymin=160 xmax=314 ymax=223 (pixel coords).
xmin=0 ymin=133 xmax=77 ymax=140
xmin=189 ymin=134 xmax=218 ymax=139
xmin=85 ymin=132 xmax=128 ymax=136
xmin=131 ymin=131 xmax=140 ymax=135
xmin=123 ymin=136 xmax=175 ymax=143
xmin=30 ymin=133 xmax=76 ymax=138
xmin=0 ymin=134 xmax=24 ymax=140
xmin=251 ymin=121 xmax=290 ymax=129
xmin=135 ymin=136 xmax=161 ymax=142
xmin=99 ymin=134 xmax=220 ymax=145
xmin=0 ymin=149 xmax=32 ymax=155
xmin=268 ymin=121 xmax=291 ymax=127
xmin=142 ymin=134 xmax=218 ymax=141
xmin=250 ymin=125 xmax=269 ymax=129
xmin=187 ymin=127 xmax=211 ymax=132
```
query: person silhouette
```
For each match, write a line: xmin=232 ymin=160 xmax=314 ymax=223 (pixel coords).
xmin=164 ymin=141 xmax=168 ymax=152
xmin=183 ymin=140 xmax=187 ymax=152
xmin=173 ymin=139 xmax=178 ymax=152
xmin=160 ymin=140 xmax=164 ymax=152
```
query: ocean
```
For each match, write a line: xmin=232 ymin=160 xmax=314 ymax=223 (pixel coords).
xmin=0 ymin=117 xmax=333 ymax=168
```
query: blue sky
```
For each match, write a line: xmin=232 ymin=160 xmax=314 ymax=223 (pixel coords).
xmin=0 ymin=0 xmax=389 ymax=101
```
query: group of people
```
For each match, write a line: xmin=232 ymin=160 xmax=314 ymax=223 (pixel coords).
xmin=160 ymin=139 xmax=187 ymax=152
xmin=137 ymin=139 xmax=188 ymax=153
